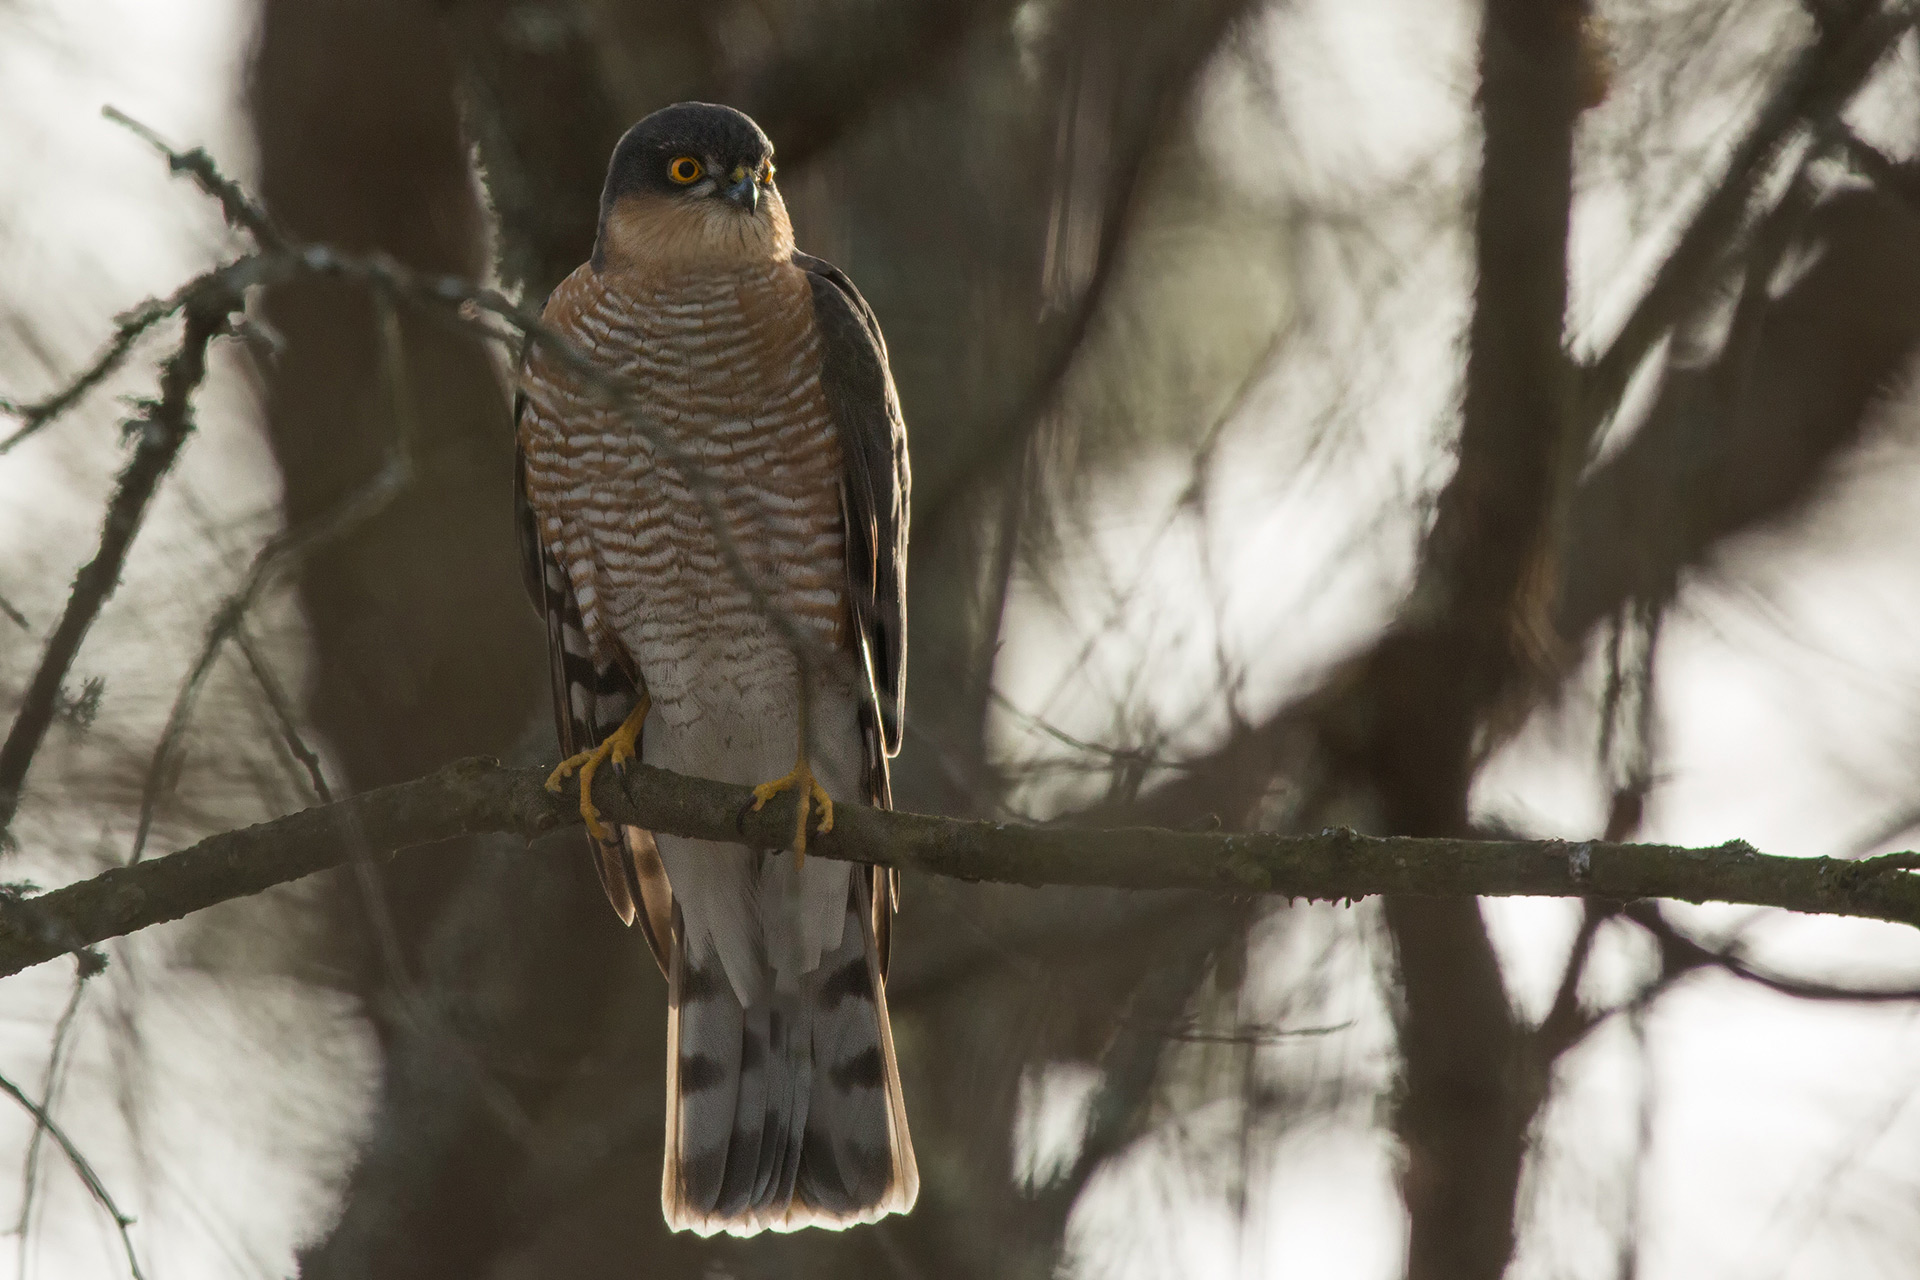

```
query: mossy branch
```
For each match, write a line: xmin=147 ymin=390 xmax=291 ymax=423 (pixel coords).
xmin=2 ymin=756 xmax=1917 ymax=980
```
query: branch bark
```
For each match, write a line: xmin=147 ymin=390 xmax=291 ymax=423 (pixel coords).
xmin=2 ymin=756 xmax=1917 ymax=982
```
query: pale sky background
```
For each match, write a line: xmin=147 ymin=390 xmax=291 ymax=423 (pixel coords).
xmin=5 ymin=1 xmax=1920 ymax=1278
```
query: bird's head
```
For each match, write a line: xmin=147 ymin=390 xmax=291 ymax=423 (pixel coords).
xmin=594 ymin=102 xmax=791 ymax=275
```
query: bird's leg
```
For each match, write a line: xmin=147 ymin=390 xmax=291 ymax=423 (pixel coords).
xmin=750 ymin=696 xmax=833 ymax=862
xmin=546 ymin=694 xmax=650 ymax=841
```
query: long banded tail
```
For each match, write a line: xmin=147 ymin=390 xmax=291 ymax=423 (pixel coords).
xmin=662 ymin=872 xmax=916 ymax=1235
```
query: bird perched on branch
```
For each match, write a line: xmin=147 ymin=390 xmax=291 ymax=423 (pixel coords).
xmin=514 ymin=102 xmax=914 ymax=1235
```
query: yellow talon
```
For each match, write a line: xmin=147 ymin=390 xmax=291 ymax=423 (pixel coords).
xmin=751 ymin=755 xmax=834 ymax=862
xmin=547 ymin=695 xmax=649 ymax=842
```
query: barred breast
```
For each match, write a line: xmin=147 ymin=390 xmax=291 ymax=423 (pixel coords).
xmin=518 ymin=259 xmax=849 ymax=732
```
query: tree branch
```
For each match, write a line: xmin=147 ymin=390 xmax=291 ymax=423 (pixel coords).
xmin=1580 ymin=1 xmax=1918 ymax=425
xmin=2 ymin=758 xmax=1918 ymax=982
xmin=0 ymin=275 xmax=213 ymax=458
xmin=102 ymin=106 xmax=285 ymax=246
xmin=0 ymin=287 xmax=241 ymax=839
xmin=0 ymin=1066 xmax=146 ymax=1280
xmin=1622 ymin=900 xmax=1920 ymax=1004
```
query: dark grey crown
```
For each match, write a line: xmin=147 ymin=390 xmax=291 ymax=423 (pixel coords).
xmin=601 ymin=102 xmax=773 ymax=211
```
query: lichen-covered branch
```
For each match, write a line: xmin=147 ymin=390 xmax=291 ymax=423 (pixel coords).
xmin=0 ymin=287 xmax=242 ymax=838
xmin=1 ymin=756 xmax=1916 ymax=981
xmin=102 ymin=106 xmax=284 ymax=246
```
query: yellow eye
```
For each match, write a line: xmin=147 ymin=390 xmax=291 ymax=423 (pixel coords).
xmin=667 ymin=156 xmax=703 ymax=184
xmin=762 ymin=162 xmax=776 ymax=183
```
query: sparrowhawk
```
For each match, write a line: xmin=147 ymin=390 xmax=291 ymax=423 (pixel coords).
xmin=514 ymin=102 xmax=915 ymax=1236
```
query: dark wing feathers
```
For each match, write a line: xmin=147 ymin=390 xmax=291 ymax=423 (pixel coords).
xmin=796 ymin=252 xmax=909 ymax=760
xmin=516 ymin=420 xmax=674 ymax=974
xmin=796 ymin=252 xmax=909 ymax=975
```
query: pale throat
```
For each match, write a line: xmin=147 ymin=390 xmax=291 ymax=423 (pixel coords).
xmin=599 ymin=189 xmax=796 ymax=280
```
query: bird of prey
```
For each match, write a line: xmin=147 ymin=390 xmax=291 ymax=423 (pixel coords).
xmin=514 ymin=102 xmax=915 ymax=1235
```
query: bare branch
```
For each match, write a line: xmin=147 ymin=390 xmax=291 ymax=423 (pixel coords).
xmin=1581 ymin=2 xmax=1918 ymax=426
xmin=0 ymin=286 xmax=243 ymax=840
xmin=13 ymin=952 xmax=100 ymax=1276
xmin=234 ymin=626 xmax=332 ymax=804
xmin=0 ymin=278 xmax=210 ymax=458
xmin=1623 ymin=901 xmax=1920 ymax=1004
xmin=0 ymin=114 xmax=277 ymax=457
xmin=1533 ymin=902 xmax=1613 ymax=1059
xmin=2 ymin=760 xmax=1919 ymax=982
xmin=0 ymin=1065 xmax=145 ymax=1280
xmin=102 ymin=105 xmax=283 ymax=245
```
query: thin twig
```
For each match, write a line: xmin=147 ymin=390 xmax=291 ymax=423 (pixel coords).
xmin=0 ymin=1068 xmax=145 ymax=1280
xmin=234 ymin=626 xmax=332 ymax=804
xmin=989 ymin=686 xmax=1161 ymax=767
xmin=0 ymin=279 xmax=205 ymax=458
xmin=0 ymin=288 xmax=241 ymax=842
xmin=1534 ymin=903 xmax=1611 ymax=1059
xmin=1147 ymin=1017 xmax=1354 ymax=1044
xmin=14 ymin=953 xmax=98 ymax=1278
xmin=1625 ymin=901 xmax=1920 ymax=1003
xmin=102 ymin=106 xmax=283 ymax=245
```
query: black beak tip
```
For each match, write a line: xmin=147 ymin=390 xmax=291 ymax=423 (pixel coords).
xmin=725 ymin=180 xmax=759 ymax=213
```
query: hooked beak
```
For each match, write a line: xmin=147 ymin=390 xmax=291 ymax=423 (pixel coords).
xmin=723 ymin=174 xmax=759 ymax=214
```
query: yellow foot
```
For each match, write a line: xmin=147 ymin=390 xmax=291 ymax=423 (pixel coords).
xmin=546 ymin=695 xmax=649 ymax=842
xmin=750 ymin=757 xmax=834 ymax=861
